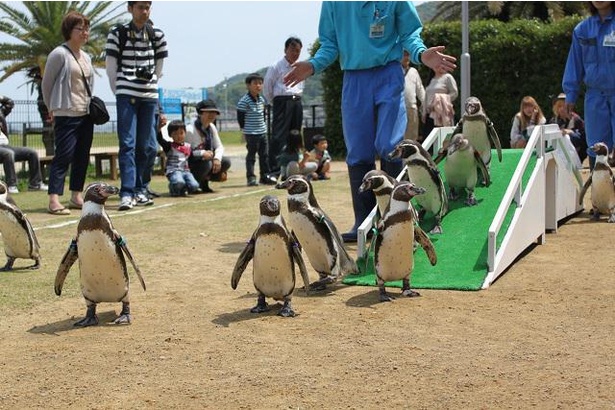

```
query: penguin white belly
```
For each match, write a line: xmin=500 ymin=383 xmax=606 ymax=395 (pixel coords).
xmin=77 ymin=230 xmax=128 ymax=303
xmin=253 ymin=235 xmax=295 ymax=299
xmin=445 ymin=151 xmax=477 ymax=190
xmin=376 ymin=222 xmax=414 ymax=282
xmin=464 ymin=121 xmax=491 ymax=165
xmin=407 ymin=167 xmax=441 ymax=214
xmin=288 ymin=212 xmax=335 ymax=274
xmin=0 ymin=211 xmax=32 ymax=258
xmin=591 ymin=172 xmax=615 ymax=213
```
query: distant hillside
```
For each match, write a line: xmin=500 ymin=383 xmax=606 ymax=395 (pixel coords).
xmin=417 ymin=1 xmax=438 ymax=23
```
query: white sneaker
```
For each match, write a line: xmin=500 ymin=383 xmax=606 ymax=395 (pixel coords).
xmin=118 ymin=196 xmax=134 ymax=211
xmin=28 ymin=183 xmax=48 ymax=191
xmin=8 ymin=186 xmax=19 ymax=194
xmin=134 ymin=193 xmax=153 ymax=206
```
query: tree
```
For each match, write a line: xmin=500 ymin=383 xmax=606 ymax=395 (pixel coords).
xmin=0 ymin=1 xmax=124 ymax=154
xmin=431 ymin=1 xmax=588 ymax=23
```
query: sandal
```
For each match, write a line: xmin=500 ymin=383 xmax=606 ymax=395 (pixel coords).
xmin=48 ymin=207 xmax=71 ymax=216
xmin=68 ymin=199 xmax=83 ymax=209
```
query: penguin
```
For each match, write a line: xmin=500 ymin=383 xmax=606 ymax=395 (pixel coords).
xmin=374 ymin=181 xmax=437 ymax=302
xmin=579 ymin=143 xmax=615 ymax=222
xmin=231 ymin=195 xmax=311 ymax=317
xmin=277 ymin=175 xmax=358 ymax=290
xmin=0 ymin=181 xmax=41 ymax=271
xmin=358 ymin=170 xmax=398 ymax=218
xmin=451 ymin=96 xmax=502 ymax=175
xmin=436 ymin=133 xmax=491 ymax=206
xmin=54 ymin=182 xmax=146 ymax=327
xmin=387 ymin=139 xmax=448 ymax=234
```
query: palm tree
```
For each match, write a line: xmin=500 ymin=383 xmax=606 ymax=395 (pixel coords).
xmin=0 ymin=1 xmax=124 ymax=154
xmin=431 ymin=1 xmax=588 ymax=23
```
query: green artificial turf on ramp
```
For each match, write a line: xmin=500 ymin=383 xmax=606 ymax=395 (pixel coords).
xmin=342 ymin=149 xmax=535 ymax=291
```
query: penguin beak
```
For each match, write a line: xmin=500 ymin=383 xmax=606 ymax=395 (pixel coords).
xmin=276 ymin=179 xmax=290 ymax=190
xmin=387 ymin=148 xmax=400 ymax=160
xmin=411 ymin=186 xmax=427 ymax=196
xmin=103 ymin=185 xmax=120 ymax=197
xmin=358 ymin=180 xmax=371 ymax=193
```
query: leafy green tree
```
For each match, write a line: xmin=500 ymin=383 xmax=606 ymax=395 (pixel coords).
xmin=431 ymin=1 xmax=588 ymax=23
xmin=0 ymin=1 xmax=124 ymax=153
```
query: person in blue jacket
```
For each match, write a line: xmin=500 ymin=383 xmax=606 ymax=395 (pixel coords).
xmin=563 ymin=1 xmax=615 ymax=169
xmin=283 ymin=1 xmax=456 ymax=243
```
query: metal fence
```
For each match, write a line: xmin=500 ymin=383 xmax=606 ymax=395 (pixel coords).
xmin=6 ymin=100 xmax=325 ymax=153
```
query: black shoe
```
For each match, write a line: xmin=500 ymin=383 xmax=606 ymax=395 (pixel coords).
xmin=247 ymin=178 xmax=258 ymax=187
xmin=201 ymin=181 xmax=214 ymax=193
xmin=342 ymin=231 xmax=357 ymax=243
xmin=260 ymin=175 xmax=277 ymax=185
xmin=146 ymin=187 xmax=161 ymax=198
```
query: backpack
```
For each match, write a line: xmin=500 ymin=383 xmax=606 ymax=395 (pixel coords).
xmin=114 ymin=22 xmax=158 ymax=72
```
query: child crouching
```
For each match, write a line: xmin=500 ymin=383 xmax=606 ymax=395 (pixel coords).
xmin=157 ymin=119 xmax=201 ymax=196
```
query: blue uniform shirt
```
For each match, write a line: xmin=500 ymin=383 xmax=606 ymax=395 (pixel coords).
xmin=309 ymin=1 xmax=427 ymax=73
xmin=563 ymin=10 xmax=615 ymax=103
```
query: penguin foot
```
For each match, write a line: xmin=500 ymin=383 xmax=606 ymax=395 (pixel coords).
xmin=74 ymin=315 xmax=99 ymax=327
xmin=0 ymin=257 xmax=15 ymax=271
xmin=309 ymin=276 xmax=336 ymax=291
xmin=250 ymin=303 xmax=270 ymax=313
xmin=608 ymin=214 xmax=615 ymax=223
xmin=590 ymin=210 xmax=601 ymax=221
xmin=27 ymin=260 xmax=41 ymax=270
xmin=429 ymin=224 xmax=443 ymax=235
xmin=401 ymin=289 xmax=421 ymax=297
xmin=278 ymin=303 xmax=296 ymax=317
xmin=114 ymin=314 xmax=132 ymax=325
xmin=464 ymin=197 xmax=478 ymax=206
xmin=379 ymin=292 xmax=395 ymax=302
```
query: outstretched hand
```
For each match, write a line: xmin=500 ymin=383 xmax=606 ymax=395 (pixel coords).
xmin=283 ymin=61 xmax=314 ymax=88
xmin=421 ymin=46 xmax=457 ymax=73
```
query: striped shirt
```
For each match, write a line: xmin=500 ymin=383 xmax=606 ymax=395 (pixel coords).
xmin=105 ymin=23 xmax=168 ymax=99
xmin=236 ymin=93 xmax=267 ymax=135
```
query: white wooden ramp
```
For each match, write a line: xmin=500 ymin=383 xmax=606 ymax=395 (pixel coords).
xmin=356 ymin=124 xmax=584 ymax=290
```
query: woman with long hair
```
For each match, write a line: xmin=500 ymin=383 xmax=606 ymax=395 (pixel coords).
xmin=510 ymin=96 xmax=546 ymax=149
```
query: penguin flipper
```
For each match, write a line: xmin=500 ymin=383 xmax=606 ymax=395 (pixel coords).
xmin=318 ymin=211 xmax=358 ymax=274
xmin=116 ymin=236 xmax=146 ymax=291
xmin=55 ymin=239 xmax=78 ymax=296
xmin=474 ymin=150 xmax=491 ymax=187
xmin=231 ymin=236 xmax=255 ymax=290
xmin=12 ymin=208 xmax=41 ymax=252
xmin=579 ymin=175 xmax=592 ymax=206
xmin=290 ymin=240 xmax=311 ymax=295
xmin=414 ymin=227 xmax=437 ymax=266
xmin=487 ymin=120 xmax=502 ymax=162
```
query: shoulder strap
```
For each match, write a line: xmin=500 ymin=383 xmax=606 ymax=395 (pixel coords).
xmin=62 ymin=44 xmax=91 ymax=97
xmin=115 ymin=22 xmax=158 ymax=71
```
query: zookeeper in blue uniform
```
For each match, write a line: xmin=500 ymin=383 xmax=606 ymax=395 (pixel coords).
xmin=563 ymin=1 xmax=615 ymax=169
xmin=283 ymin=1 xmax=456 ymax=243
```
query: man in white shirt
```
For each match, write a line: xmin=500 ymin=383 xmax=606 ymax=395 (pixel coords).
xmin=263 ymin=37 xmax=304 ymax=176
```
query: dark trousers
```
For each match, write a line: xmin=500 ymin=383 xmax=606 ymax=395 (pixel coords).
xmin=0 ymin=145 xmax=43 ymax=187
xmin=269 ymin=96 xmax=303 ymax=173
xmin=245 ymin=133 xmax=270 ymax=180
xmin=49 ymin=115 xmax=93 ymax=195
xmin=189 ymin=156 xmax=231 ymax=188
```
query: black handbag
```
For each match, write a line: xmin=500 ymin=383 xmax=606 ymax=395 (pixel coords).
xmin=63 ymin=45 xmax=110 ymax=125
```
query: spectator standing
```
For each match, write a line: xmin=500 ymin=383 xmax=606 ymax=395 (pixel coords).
xmin=401 ymin=50 xmax=425 ymax=141
xmin=185 ymin=99 xmax=231 ymax=193
xmin=105 ymin=1 xmax=168 ymax=210
xmin=263 ymin=37 xmax=304 ymax=176
xmin=237 ymin=73 xmax=277 ymax=187
xmin=563 ymin=1 xmax=615 ymax=169
xmin=283 ymin=1 xmax=456 ymax=242
xmin=510 ymin=96 xmax=546 ymax=149
xmin=0 ymin=95 xmax=48 ymax=194
xmin=42 ymin=11 xmax=95 ymax=215
xmin=422 ymin=67 xmax=458 ymax=139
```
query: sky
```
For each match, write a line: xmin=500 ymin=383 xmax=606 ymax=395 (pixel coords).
xmin=0 ymin=1 xmax=327 ymax=102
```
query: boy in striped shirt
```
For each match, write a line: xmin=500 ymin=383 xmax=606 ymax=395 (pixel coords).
xmin=236 ymin=73 xmax=277 ymax=187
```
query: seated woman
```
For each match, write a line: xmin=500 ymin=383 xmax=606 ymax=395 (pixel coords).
xmin=549 ymin=93 xmax=587 ymax=165
xmin=510 ymin=96 xmax=546 ymax=149
xmin=185 ymin=99 xmax=231 ymax=193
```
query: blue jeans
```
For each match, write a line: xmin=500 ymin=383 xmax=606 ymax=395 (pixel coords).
xmin=49 ymin=115 xmax=93 ymax=195
xmin=167 ymin=170 xmax=200 ymax=195
xmin=116 ymin=95 xmax=158 ymax=198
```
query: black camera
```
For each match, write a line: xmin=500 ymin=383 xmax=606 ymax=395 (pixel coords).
xmin=135 ymin=66 xmax=154 ymax=81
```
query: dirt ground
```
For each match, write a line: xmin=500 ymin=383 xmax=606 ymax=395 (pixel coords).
xmin=0 ymin=160 xmax=613 ymax=409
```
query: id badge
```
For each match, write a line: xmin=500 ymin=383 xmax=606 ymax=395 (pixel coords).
xmin=370 ymin=22 xmax=384 ymax=38
xmin=604 ymin=31 xmax=615 ymax=47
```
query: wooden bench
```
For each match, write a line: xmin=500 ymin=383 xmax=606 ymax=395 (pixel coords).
xmin=92 ymin=150 xmax=167 ymax=180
